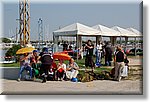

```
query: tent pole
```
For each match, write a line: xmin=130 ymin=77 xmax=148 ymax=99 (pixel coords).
xmin=96 ymin=35 xmax=102 ymax=46
xmin=96 ymin=36 xmax=98 ymax=46
xmin=115 ymin=37 xmax=117 ymax=46
xmin=110 ymin=36 xmax=113 ymax=46
xmin=111 ymin=36 xmax=116 ymax=46
xmin=52 ymin=33 xmax=58 ymax=53
xmin=120 ymin=36 xmax=122 ymax=46
xmin=76 ymin=34 xmax=78 ymax=61
xmin=134 ymin=37 xmax=137 ymax=56
xmin=125 ymin=37 xmax=128 ymax=53
xmin=53 ymin=33 xmax=55 ymax=53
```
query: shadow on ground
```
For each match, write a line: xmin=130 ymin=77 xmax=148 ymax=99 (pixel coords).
xmin=1 ymin=68 xmax=26 ymax=80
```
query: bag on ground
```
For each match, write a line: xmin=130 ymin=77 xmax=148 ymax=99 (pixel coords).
xmin=121 ymin=66 xmax=128 ymax=77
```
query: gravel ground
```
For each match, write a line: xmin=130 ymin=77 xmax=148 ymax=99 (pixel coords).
xmin=128 ymin=56 xmax=142 ymax=66
xmin=1 ymin=79 xmax=142 ymax=95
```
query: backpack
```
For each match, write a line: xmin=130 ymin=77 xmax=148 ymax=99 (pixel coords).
xmin=41 ymin=53 xmax=53 ymax=65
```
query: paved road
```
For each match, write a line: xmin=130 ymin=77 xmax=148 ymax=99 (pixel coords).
xmin=1 ymin=79 xmax=142 ymax=95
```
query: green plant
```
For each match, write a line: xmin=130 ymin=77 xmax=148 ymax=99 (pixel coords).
xmin=5 ymin=44 xmax=21 ymax=57
xmin=0 ymin=37 xmax=11 ymax=43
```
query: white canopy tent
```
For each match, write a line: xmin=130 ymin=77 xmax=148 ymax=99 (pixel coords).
xmin=111 ymin=26 xmax=141 ymax=55
xmin=126 ymin=27 xmax=143 ymax=50
xmin=126 ymin=27 xmax=142 ymax=37
xmin=53 ymin=22 xmax=101 ymax=36
xmin=92 ymin=24 xmax=120 ymax=37
xmin=53 ymin=22 xmax=102 ymax=52
xmin=111 ymin=26 xmax=137 ymax=37
xmin=111 ymin=26 xmax=134 ymax=46
xmin=92 ymin=24 xmax=120 ymax=45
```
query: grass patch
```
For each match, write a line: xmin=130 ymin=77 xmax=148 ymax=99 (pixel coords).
xmin=0 ymin=62 xmax=20 ymax=67
xmin=0 ymin=55 xmax=142 ymax=69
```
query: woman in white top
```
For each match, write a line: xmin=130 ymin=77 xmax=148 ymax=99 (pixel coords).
xmin=57 ymin=59 xmax=66 ymax=81
xmin=95 ymin=41 xmax=102 ymax=67
xmin=66 ymin=59 xmax=79 ymax=80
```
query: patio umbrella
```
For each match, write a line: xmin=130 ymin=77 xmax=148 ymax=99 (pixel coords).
xmin=16 ymin=47 xmax=35 ymax=54
xmin=53 ymin=53 xmax=71 ymax=60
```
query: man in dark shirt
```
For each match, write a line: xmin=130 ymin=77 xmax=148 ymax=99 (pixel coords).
xmin=39 ymin=47 xmax=53 ymax=83
xmin=63 ymin=41 xmax=68 ymax=51
xmin=105 ymin=42 xmax=112 ymax=66
xmin=114 ymin=46 xmax=125 ymax=82
xmin=85 ymin=40 xmax=95 ymax=72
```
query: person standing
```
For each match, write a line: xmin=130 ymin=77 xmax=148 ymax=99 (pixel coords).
xmin=105 ymin=42 xmax=113 ymax=66
xmin=85 ymin=40 xmax=95 ymax=72
xmin=63 ymin=41 xmax=68 ymax=51
xmin=95 ymin=41 xmax=102 ymax=67
xmin=114 ymin=46 xmax=125 ymax=82
xmin=80 ymin=44 xmax=85 ymax=59
xmin=40 ymin=47 xmax=53 ymax=83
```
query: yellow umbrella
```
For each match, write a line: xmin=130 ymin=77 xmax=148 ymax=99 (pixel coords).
xmin=16 ymin=47 xmax=36 ymax=54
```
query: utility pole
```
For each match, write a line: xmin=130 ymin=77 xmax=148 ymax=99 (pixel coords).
xmin=19 ymin=0 xmax=30 ymax=47
xmin=38 ymin=18 xmax=44 ymax=50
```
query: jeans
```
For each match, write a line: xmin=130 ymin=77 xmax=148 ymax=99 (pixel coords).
xmin=105 ymin=61 xmax=111 ymax=66
xmin=18 ymin=65 xmax=33 ymax=79
xmin=95 ymin=52 xmax=101 ymax=66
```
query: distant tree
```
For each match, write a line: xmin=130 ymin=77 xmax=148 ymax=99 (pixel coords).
xmin=0 ymin=37 xmax=11 ymax=43
xmin=5 ymin=44 xmax=21 ymax=57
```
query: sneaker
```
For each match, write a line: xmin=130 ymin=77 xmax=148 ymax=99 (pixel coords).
xmin=118 ymin=76 xmax=122 ymax=82
xmin=33 ymin=76 xmax=36 ymax=81
xmin=42 ymin=77 xmax=46 ymax=83
xmin=42 ymin=79 xmax=46 ymax=83
xmin=17 ymin=78 xmax=20 ymax=82
xmin=59 ymin=78 xmax=63 ymax=81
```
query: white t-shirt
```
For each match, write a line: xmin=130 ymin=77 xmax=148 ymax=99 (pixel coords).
xmin=62 ymin=63 xmax=66 ymax=72
xmin=97 ymin=44 xmax=102 ymax=52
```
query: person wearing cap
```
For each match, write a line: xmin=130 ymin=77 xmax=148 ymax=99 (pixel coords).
xmin=30 ymin=50 xmax=39 ymax=65
xmin=30 ymin=50 xmax=40 ymax=79
xmin=114 ymin=46 xmax=125 ymax=82
xmin=66 ymin=59 xmax=79 ymax=80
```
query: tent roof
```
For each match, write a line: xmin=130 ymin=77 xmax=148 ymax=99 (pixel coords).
xmin=111 ymin=26 xmax=138 ymax=37
xmin=126 ymin=27 xmax=142 ymax=37
xmin=92 ymin=24 xmax=120 ymax=36
xmin=53 ymin=23 xmax=101 ymax=36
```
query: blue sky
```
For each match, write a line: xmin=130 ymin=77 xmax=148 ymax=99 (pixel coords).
xmin=2 ymin=0 xmax=142 ymax=41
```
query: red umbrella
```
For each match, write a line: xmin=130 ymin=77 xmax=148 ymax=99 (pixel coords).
xmin=61 ymin=50 xmax=74 ymax=54
xmin=53 ymin=53 xmax=71 ymax=60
